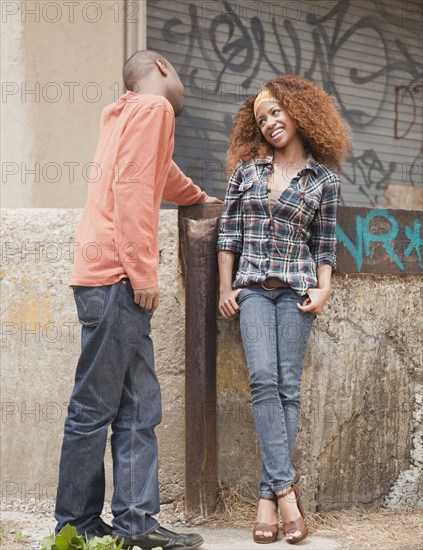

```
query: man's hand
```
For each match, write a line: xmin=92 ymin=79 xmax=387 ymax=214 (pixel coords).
xmin=133 ymin=285 xmax=160 ymax=314
xmin=201 ymin=195 xmax=223 ymax=204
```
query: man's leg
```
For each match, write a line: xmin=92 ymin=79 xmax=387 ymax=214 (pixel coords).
xmin=110 ymin=280 xmax=161 ymax=538
xmin=108 ymin=281 xmax=203 ymax=549
xmin=55 ymin=280 xmax=132 ymax=534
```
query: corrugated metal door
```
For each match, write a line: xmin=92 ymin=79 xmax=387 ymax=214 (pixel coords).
xmin=147 ymin=0 xmax=422 ymax=207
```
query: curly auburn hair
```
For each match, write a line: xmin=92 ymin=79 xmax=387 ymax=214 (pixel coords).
xmin=227 ymin=75 xmax=352 ymax=172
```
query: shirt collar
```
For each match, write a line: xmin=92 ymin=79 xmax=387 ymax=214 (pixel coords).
xmin=302 ymin=153 xmax=319 ymax=175
xmin=255 ymin=151 xmax=319 ymax=176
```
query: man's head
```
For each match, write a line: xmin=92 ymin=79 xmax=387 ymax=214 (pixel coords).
xmin=123 ymin=50 xmax=184 ymax=116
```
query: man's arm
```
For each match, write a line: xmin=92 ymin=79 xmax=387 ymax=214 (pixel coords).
xmin=163 ymin=161 xmax=221 ymax=205
xmin=113 ymin=102 xmax=174 ymax=309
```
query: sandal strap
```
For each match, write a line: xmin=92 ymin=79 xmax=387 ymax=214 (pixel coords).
xmin=282 ymin=516 xmax=306 ymax=536
xmin=277 ymin=483 xmax=306 ymax=516
xmin=277 ymin=485 xmax=295 ymax=499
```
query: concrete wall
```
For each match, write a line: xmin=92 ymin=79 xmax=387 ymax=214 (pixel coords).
xmin=1 ymin=1 xmax=125 ymax=208
xmin=217 ymin=276 xmax=423 ymax=511
xmin=1 ymin=208 xmax=186 ymax=504
xmin=1 ymin=209 xmax=422 ymax=511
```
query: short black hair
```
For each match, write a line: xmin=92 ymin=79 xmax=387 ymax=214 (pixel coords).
xmin=123 ymin=50 xmax=164 ymax=92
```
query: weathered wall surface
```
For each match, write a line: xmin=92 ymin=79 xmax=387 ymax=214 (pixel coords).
xmin=1 ymin=1 xmax=125 ymax=208
xmin=1 ymin=209 xmax=422 ymax=511
xmin=217 ymin=275 xmax=422 ymax=511
xmin=1 ymin=1 xmax=35 ymax=207
xmin=0 ymin=209 xmax=186 ymax=504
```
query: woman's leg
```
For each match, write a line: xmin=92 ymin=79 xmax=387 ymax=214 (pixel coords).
xmin=275 ymin=288 xmax=315 ymax=455
xmin=239 ymin=288 xmax=296 ymax=497
xmin=274 ymin=288 xmax=315 ymax=541
xmin=239 ymin=287 xmax=305 ymax=540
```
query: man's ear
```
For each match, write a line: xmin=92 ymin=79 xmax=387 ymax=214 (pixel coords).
xmin=156 ymin=59 xmax=168 ymax=77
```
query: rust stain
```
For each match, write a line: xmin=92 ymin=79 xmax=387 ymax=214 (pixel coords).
xmin=217 ymin=350 xmax=250 ymax=394
xmin=2 ymin=286 xmax=52 ymax=329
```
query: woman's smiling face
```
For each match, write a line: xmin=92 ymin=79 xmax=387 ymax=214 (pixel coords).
xmin=255 ymin=101 xmax=298 ymax=150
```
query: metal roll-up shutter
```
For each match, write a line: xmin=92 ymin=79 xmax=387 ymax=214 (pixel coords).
xmin=147 ymin=0 xmax=422 ymax=207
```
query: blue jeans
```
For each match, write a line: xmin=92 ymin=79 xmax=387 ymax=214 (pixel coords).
xmin=55 ymin=279 xmax=161 ymax=538
xmin=238 ymin=287 xmax=315 ymax=498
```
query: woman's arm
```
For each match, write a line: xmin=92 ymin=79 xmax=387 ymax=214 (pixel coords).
xmin=316 ymin=264 xmax=332 ymax=291
xmin=218 ymin=251 xmax=241 ymax=319
xmin=216 ymin=163 xmax=245 ymax=320
xmin=308 ymin=175 xmax=340 ymax=270
xmin=298 ymin=175 xmax=340 ymax=315
xmin=297 ymin=264 xmax=332 ymax=315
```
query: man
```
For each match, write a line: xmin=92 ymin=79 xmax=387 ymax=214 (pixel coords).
xmin=55 ymin=50 xmax=220 ymax=550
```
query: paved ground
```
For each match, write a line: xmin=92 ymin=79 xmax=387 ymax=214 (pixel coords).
xmin=1 ymin=502 xmax=421 ymax=550
xmin=0 ymin=512 xmax=338 ymax=550
xmin=191 ymin=528 xmax=339 ymax=549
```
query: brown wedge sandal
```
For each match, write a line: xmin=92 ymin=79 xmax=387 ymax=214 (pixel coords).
xmin=277 ymin=483 xmax=309 ymax=545
xmin=253 ymin=496 xmax=279 ymax=544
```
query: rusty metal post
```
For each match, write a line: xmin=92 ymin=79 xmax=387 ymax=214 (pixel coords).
xmin=178 ymin=204 xmax=222 ymax=517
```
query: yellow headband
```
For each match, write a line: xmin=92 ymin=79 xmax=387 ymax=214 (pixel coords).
xmin=253 ymin=88 xmax=278 ymax=117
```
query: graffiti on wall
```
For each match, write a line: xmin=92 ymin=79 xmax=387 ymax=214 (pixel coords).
xmin=152 ymin=0 xmax=423 ymax=204
xmin=335 ymin=207 xmax=422 ymax=273
xmin=394 ymin=84 xmax=423 ymax=187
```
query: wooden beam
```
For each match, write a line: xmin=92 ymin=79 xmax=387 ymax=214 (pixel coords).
xmin=179 ymin=205 xmax=221 ymax=517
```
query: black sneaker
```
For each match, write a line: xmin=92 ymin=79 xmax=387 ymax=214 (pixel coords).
xmin=120 ymin=526 xmax=203 ymax=549
xmin=83 ymin=519 xmax=113 ymax=539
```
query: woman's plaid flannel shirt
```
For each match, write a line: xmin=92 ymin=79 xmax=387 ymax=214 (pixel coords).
xmin=216 ymin=154 xmax=341 ymax=296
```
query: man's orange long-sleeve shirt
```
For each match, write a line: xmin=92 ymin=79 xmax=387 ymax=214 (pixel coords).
xmin=70 ymin=92 xmax=207 ymax=289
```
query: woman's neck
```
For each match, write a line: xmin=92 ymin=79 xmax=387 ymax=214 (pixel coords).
xmin=273 ymin=139 xmax=307 ymax=168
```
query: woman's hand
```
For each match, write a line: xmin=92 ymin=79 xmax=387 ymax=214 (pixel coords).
xmin=297 ymin=287 xmax=331 ymax=315
xmin=219 ymin=288 xmax=242 ymax=320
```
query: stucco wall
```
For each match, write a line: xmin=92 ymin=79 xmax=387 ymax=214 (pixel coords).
xmin=1 ymin=1 xmax=125 ymax=208
xmin=217 ymin=275 xmax=423 ymax=511
xmin=1 ymin=208 xmax=186 ymax=504
xmin=1 ymin=209 xmax=421 ymax=511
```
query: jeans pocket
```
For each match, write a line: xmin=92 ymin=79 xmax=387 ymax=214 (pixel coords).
xmin=73 ymin=286 xmax=106 ymax=326
xmin=236 ymin=288 xmax=250 ymax=305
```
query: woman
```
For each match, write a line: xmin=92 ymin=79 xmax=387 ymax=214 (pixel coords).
xmin=217 ymin=75 xmax=351 ymax=544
